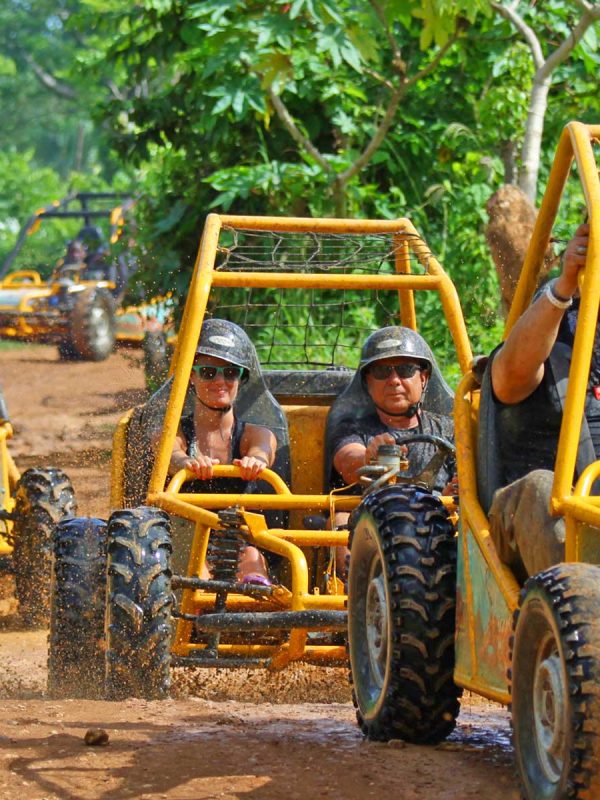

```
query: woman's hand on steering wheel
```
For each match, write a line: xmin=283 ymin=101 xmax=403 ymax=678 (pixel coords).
xmin=233 ymin=455 xmax=269 ymax=481
xmin=184 ymin=454 xmax=220 ymax=480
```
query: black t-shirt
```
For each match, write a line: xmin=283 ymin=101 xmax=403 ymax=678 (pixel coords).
xmin=180 ymin=413 xmax=250 ymax=494
xmin=557 ymin=299 xmax=600 ymax=449
xmin=330 ymin=410 xmax=455 ymax=494
xmin=494 ymin=298 xmax=600 ymax=486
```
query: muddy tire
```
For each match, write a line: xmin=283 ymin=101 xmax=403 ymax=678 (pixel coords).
xmin=12 ymin=468 xmax=77 ymax=628
xmin=347 ymin=484 xmax=461 ymax=743
xmin=105 ymin=506 xmax=172 ymax=699
xmin=62 ymin=287 xmax=116 ymax=361
xmin=511 ymin=564 xmax=600 ymax=800
xmin=47 ymin=517 xmax=107 ymax=698
xmin=143 ymin=330 xmax=170 ymax=394
xmin=57 ymin=338 xmax=79 ymax=361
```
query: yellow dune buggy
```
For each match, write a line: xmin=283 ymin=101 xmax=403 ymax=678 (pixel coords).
xmin=347 ymin=122 xmax=600 ymax=800
xmin=0 ymin=192 xmax=173 ymax=363
xmin=47 ymin=213 xmax=472 ymax=702
xmin=0 ymin=385 xmax=76 ymax=627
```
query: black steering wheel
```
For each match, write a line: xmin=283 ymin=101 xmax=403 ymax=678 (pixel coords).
xmin=385 ymin=432 xmax=455 ymax=492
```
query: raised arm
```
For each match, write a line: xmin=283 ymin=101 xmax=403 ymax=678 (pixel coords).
xmin=492 ymin=224 xmax=589 ymax=404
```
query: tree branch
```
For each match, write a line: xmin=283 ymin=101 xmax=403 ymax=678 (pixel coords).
xmin=337 ymin=84 xmax=406 ymax=185
xmin=267 ymin=87 xmax=333 ymax=174
xmin=105 ymin=79 xmax=127 ymax=101
xmin=368 ymin=0 xmax=403 ymax=67
xmin=338 ymin=34 xmax=459 ymax=185
xmin=571 ymin=0 xmax=597 ymax=13
xmin=22 ymin=52 xmax=78 ymax=101
xmin=364 ymin=67 xmax=394 ymax=90
xmin=542 ymin=5 xmax=600 ymax=77
xmin=405 ymin=34 xmax=459 ymax=88
xmin=491 ymin=2 xmax=544 ymax=68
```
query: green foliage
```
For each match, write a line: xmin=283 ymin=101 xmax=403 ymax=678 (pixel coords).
xmin=3 ymin=0 xmax=598 ymax=379
xmin=0 ymin=150 xmax=65 ymax=264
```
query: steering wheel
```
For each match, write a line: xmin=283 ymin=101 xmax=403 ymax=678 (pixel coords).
xmin=361 ymin=433 xmax=455 ymax=494
xmin=167 ymin=464 xmax=291 ymax=495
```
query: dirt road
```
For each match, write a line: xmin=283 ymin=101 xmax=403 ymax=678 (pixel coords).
xmin=0 ymin=344 xmax=519 ymax=800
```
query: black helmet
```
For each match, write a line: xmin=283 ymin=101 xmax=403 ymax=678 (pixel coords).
xmin=196 ymin=318 xmax=254 ymax=378
xmin=359 ymin=326 xmax=433 ymax=373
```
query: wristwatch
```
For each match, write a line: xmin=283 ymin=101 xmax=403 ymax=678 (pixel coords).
xmin=544 ymin=278 xmax=573 ymax=310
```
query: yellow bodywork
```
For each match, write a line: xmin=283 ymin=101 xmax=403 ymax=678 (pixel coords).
xmin=0 ymin=270 xmax=116 ymax=341
xmin=453 ymin=121 xmax=600 ymax=704
xmin=112 ymin=215 xmax=472 ymax=670
xmin=0 ymin=421 xmax=19 ymax=556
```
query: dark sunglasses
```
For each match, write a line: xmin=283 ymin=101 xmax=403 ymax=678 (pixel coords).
xmin=368 ymin=362 xmax=422 ymax=380
xmin=192 ymin=364 xmax=244 ymax=381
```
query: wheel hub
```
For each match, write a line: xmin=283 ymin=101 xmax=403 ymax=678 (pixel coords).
xmin=533 ymin=650 xmax=567 ymax=782
xmin=90 ymin=306 xmax=112 ymax=349
xmin=365 ymin=570 xmax=388 ymax=688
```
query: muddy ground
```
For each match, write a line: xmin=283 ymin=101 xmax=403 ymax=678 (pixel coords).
xmin=0 ymin=344 xmax=519 ymax=799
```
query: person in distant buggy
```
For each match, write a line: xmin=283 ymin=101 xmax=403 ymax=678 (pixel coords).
xmin=63 ymin=238 xmax=88 ymax=267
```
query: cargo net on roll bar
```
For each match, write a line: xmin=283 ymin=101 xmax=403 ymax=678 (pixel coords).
xmin=210 ymin=226 xmax=438 ymax=370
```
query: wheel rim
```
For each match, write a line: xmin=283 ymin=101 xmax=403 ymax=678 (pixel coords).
xmin=90 ymin=305 xmax=112 ymax=350
xmin=513 ymin=592 xmax=572 ymax=797
xmin=365 ymin=560 xmax=388 ymax=688
xmin=533 ymin=636 xmax=568 ymax=783
xmin=348 ymin=514 xmax=391 ymax=719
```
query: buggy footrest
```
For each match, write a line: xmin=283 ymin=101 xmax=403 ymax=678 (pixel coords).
xmin=195 ymin=609 xmax=347 ymax=633
xmin=172 ymin=655 xmax=270 ymax=669
xmin=172 ymin=575 xmax=273 ymax=596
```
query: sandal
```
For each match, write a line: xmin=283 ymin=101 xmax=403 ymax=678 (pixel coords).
xmin=241 ymin=572 xmax=272 ymax=587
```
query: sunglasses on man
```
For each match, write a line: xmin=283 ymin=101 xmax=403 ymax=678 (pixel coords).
xmin=192 ymin=364 xmax=245 ymax=381
xmin=368 ymin=362 xmax=423 ymax=380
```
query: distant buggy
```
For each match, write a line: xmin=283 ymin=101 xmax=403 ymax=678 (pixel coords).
xmin=0 ymin=385 xmax=76 ymax=626
xmin=0 ymin=192 xmax=173 ymax=362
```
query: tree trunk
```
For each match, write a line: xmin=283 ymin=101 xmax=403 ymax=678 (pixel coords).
xmin=485 ymin=183 xmax=557 ymax=313
xmin=518 ymin=76 xmax=551 ymax=201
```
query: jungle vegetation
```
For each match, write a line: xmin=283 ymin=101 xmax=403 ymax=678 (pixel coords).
xmin=1 ymin=0 xmax=599 ymax=374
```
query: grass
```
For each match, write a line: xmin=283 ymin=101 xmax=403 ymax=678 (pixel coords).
xmin=0 ymin=340 xmax=29 ymax=352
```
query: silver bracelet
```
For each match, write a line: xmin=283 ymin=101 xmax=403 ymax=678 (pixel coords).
xmin=544 ymin=278 xmax=573 ymax=310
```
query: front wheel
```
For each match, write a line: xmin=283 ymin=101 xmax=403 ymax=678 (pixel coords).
xmin=143 ymin=330 xmax=171 ymax=394
xmin=347 ymin=484 xmax=461 ymax=743
xmin=64 ymin=288 xmax=116 ymax=361
xmin=511 ymin=564 xmax=600 ymax=799
xmin=105 ymin=506 xmax=172 ymax=699
xmin=47 ymin=517 xmax=107 ymax=698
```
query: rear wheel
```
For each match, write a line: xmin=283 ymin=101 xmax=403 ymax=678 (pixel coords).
xmin=62 ymin=288 xmax=116 ymax=361
xmin=347 ymin=484 xmax=461 ymax=743
xmin=12 ymin=468 xmax=77 ymax=628
xmin=511 ymin=564 xmax=600 ymax=800
xmin=47 ymin=517 xmax=107 ymax=698
xmin=105 ymin=506 xmax=172 ymax=699
xmin=143 ymin=330 xmax=170 ymax=394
